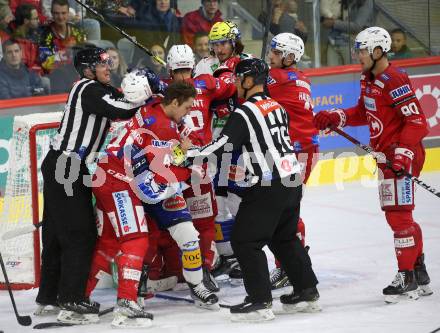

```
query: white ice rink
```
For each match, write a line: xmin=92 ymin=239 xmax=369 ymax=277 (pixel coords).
xmin=1 ymin=172 xmax=439 ymax=333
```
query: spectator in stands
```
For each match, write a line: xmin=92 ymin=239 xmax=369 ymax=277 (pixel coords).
xmin=10 ymin=0 xmax=46 ymax=23
xmin=320 ymin=0 xmax=342 ymax=66
xmin=0 ymin=5 xmax=13 ymax=55
xmin=134 ymin=43 xmax=167 ymax=79
xmin=389 ymin=28 xmax=413 ymax=60
xmin=259 ymin=0 xmax=307 ymax=43
xmin=38 ymin=0 xmax=86 ymax=73
xmin=182 ymin=0 xmax=222 ymax=48
xmin=0 ymin=39 xmax=45 ymax=99
xmin=106 ymin=46 xmax=127 ymax=87
xmin=42 ymin=0 xmax=101 ymax=40
xmin=193 ymin=32 xmax=209 ymax=62
xmin=11 ymin=4 xmax=41 ymax=70
xmin=135 ymin=0 xmax=181 ymax=48
xmin=322 ymin=0 xmax=374 ymax=66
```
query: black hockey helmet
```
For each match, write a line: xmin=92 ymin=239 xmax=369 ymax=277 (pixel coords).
xmin=234 ymin=58 xmax=269 ymax=85
xmin=74 ymin=47 xmax=112 ymax=77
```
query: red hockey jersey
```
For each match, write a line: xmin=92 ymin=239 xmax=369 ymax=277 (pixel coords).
xmin=182 ymin=74 xmax=236 ymax=145
xmin=103 ymin=98 xmax=190 ymax=184
xmin=343 ymin=64 xmax=428 ymax=153
xmin=267 ymin=68 xmax=319 ymax=151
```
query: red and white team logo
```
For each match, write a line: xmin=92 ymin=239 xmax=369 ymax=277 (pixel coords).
xmin=366 ymin=112 xmax=383 ymax=139
xmin=281 ymin=159 xmax=293 ymax=172
xmin=162 ymin=195 xmax=187 ymax=211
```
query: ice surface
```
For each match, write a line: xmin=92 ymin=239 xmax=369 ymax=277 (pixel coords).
xmin=1 ymin=172 xmax=439 ymax=333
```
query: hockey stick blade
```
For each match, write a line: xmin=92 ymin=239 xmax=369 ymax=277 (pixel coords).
xmin=0 ymin=252 xmax=32 ymax=326
xmin=33 ymin=306 xmax=114 ymax=329
xmin=332 ymin=127 xmax=440 ymax=198
xmin=155 ymin=293 xmax=231 ymax=308
xmin=2 ymin=222 xmax=43 ymax=241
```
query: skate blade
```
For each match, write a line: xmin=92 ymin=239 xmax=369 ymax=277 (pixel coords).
xmin=111 ymin=313 xmax=153 ymax=328
xmin=230 ymin=309 xmax=275 ymax=323
xmin=193 ymin=300 xmax=221 ymax=311
xmin=57 ymin=311 xmax=99 ymax=325
xmin=34 ymin=305 xmax=60 ymax=316
xmin=282 ymin=300 xmax=322 ymax=314
xmin=418 ymin=284 xmax=433 ymax=296
xmin=384 ymin=289 xmax=420 ymax=304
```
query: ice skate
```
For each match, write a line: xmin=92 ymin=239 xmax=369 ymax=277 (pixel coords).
xmin=188 ymin=282 xmax=220 ymax=311
xmin=203 ymin=267 xmax=220 ymax=292
xmin=270 ymin=267 xmax=291 ymax=290
xmin=211 ymin=255 xmax=237 ymax=277
xmin=415 ymin=254 xmax=433 ymax=296
xmin=57 ymin=299 xmax=100 ymax=325
xmin=111 ymin=298 xmax=153 ymax=328
xmin=281 ymin=286 xmax=321 ymax=313
xmin=383 ymin=270 xmax=419 ymax=304
xmin=230 ymin=297 xmax=274 ymax=322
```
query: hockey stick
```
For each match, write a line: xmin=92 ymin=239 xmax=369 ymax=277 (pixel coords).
xmin=72 ymin=0 xmax=166 ymax=66
xmin=1 ymin=222 xmax=43 ymax=241
xmin=155 ymin=292 xmax=232 ymax=309
xmin=260 ymin=0 xmax=273 ymax=59
xmin=332 ymin=127 xmax=440 ymax=198
xmin=0 ymin=252 xmax=32 ymax=326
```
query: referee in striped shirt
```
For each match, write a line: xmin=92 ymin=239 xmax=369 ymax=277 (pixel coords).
xmin=36 ymin=47 xmax=145 ymax=321
xmin=185 ymin=58 xmax=319 ymax=321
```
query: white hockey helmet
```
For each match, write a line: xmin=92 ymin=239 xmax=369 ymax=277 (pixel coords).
xmin=270 ymin=32 xmax=304 ymax=62
xmin=121 ymin=69 xmax=153 ymax=104
xmin=354 ymin=26 xmax=391 ymax=55
xmin=167 ymin=44 xmax=195 ymax=71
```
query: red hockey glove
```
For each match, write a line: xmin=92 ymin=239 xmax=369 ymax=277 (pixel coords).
xmin=391 ymin=146 xmax=414 ymax=178
xmin=313 ymin=109 xmax=346 ymax=130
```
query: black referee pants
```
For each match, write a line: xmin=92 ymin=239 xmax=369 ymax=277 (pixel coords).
xmin=36 ymin=150 xmax=97 ymax=304
xmin=231 ymin=176 xmax=318 ymax=303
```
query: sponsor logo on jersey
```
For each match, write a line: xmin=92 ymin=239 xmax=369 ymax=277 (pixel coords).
xmin=267 ymin=75 xmax=276 ymax=85
xmin=135 ymin=112 xmax=144 ymax=127
xmin=195 ymin=80 xmax=207 ymax=89
xmin=397 ymin=176 xmax=413 ymax=205
xmin=113 ymin=191 xmax=138 ymax=235
xmin=255 ymin=99 xmax=279 ymax=115
xmin=143 ymin=116 xmax=156 ymax=126
xmin=380 ymin=73 xmax=390 ymax=81
xmin=390 ymin=84 xmax=412 ymax=100
xmin=366 ymin=112 xmax=383 ymax=139
xmin=394 ymin=236 xmax=415 ymax=248
xmin=379 ymin=179 xmax=395 ymax=207
xmin=151 ymin=140 xmax=172 ymax=148
xmin=186 ymin=192 xmax=213 ymax=219
xmin=296 ymin=80 xmax=311 ymax=91
xmin=364 ymin=96 xmax=377 ymax=111
xmin=162 ymin=195 xmax=187 ymax=211
xmin=374 ymin=79 xmax=385 ymax=88
xmin=287 ymin=72 xmax=298 ymax=81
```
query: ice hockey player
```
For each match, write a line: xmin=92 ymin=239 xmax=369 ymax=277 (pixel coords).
xmin=147 ymin=44 xmax=237 ymax=292
xmin=195 ymin=20 xmax=250 ymax=282
xmin=313 ymin=26 xmax=432 ymax=303
xmin=266 ymin=32 xmax=319 ymax=289
xmin=185 ymin=58 xmax=320 ymax=322
xmin=85 ymin=78 xmax=219 ymax=328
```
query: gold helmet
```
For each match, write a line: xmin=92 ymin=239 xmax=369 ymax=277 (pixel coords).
xmin=208 ymin=21 xmax=241 ymax=45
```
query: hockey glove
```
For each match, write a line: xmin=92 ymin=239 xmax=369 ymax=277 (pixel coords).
xmin=313 ymin=109 xmax=346 ymax=130
xmin=391 ymin=146 xmax=414 ymax=178
xmin=130 ymin=67 xmax=168 ymax=95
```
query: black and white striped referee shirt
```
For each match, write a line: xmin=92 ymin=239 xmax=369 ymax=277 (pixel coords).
xmin=187 ymin=93 xmax=301 ymax=183
xmin=51 ymin=78 xmax=141 ymax=162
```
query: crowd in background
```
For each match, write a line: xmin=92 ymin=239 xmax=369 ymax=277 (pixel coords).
xmin=0 ymin=0 xmax=417 ymax=100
